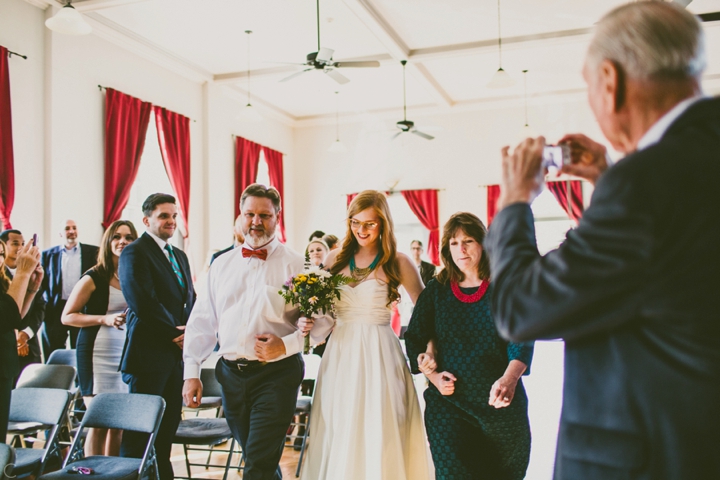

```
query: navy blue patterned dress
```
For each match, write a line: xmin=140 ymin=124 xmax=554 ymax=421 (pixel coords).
xmin=405 ymin=279 xmax=534 ymax=480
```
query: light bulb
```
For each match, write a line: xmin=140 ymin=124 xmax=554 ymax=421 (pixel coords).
xmin=487 ymin=68 xmax=515 ymax=89
xmin=45 ymin=4 xmax=92 ymax=35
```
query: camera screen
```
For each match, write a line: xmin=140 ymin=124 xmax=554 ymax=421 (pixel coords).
xmin=542 ymin=145 xmax=568 ymax=170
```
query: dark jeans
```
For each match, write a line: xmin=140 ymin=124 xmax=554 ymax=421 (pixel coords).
xmin=120 ymin=360 xmax=183 ymax=480
xmin=216 ymin=355 xmax=303 ymax=480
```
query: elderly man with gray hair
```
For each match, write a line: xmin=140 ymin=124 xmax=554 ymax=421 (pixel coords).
xmin=485 ymin=2 xmax=719 ymax=479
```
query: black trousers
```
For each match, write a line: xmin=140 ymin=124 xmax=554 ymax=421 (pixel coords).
xmin=216 ymin=355 xmax=303 ymax=480
xmin=120 ymin=360 xmax=183 ymax=480
xmin=0 ymin=377 xmax=12 ymax=443
xmin=42 ymin=302 xmax=79 ymax=359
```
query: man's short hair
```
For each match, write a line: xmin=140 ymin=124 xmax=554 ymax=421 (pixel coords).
xmin=240 ymin=184 xmax=281 ymax=214
xmin=309 ymin=230 xmax=325 ymax=242
xmin=411 ymin=240 xmax=423 ymax=248
xmin=0 ymin=229 xmax=21 ymax=242
xmin=142 ymin=193 xmax=176 ymax=217
xmin=586 ymin=2 xmax=705 ymax=81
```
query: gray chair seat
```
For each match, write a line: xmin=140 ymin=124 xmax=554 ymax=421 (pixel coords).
xmin=0 ymin=444 xmax=15 ymax=480
xmin=6 ymin=421 xmax=46 ymax=435
xmin=40 ymin=456 xmax=142 ymax=480
xmin=183 ymin=395 xmax=222 ymax=410
xmin=296 ymin=396 xmax=311 ymax=414
xmin=175 ymin=418 xmax=232 ymax=445
xmin=12 ymin=448 xmax=44 ymax=475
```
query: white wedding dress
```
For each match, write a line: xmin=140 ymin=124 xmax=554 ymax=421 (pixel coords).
xmin=300 ymin=279 xmax=432 ymax=480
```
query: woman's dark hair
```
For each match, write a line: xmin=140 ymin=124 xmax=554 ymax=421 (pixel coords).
xmin=241 ymin=184 xmax=281 ymax=213
xmin=142 ymin=193 xmax=176 ymax=217
xmin=308 ymin=230 xmax=325 ymax=242
xmin=436 ymin=212 xmax=490 ymax=285
xmin=95 ymin=220 xmax=138 ymax=281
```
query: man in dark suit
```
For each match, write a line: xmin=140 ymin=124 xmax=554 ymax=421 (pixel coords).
xmin=485 ymin=3 xmax=719 ymax=479
xmin=119 ymin=193 xmax=195 ymax=480
xmin=410 ymin=239 xmax=436 ymax=286
xmin=40 ymin=220 xmax=98 ymax=359
xmin=210 ymin=214 xmax=244 ymax=265
xmin=1 ymin=229 xmax=45 ymax=376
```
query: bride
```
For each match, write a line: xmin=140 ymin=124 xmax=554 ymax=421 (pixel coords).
xmin=300 ymin=190 xmax=432 ymax=480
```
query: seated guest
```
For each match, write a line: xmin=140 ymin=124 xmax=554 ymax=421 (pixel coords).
xmin=323 ymin=234 xmax=339 ymax=251
xmin=61 ymin=220 xmax=138 ymax=456
xmin=307 ymin=238 xmax=329 ymax=267
xmin=1 ymin=239 xmax=43 ymax=443
xmin=210 ymin=215 xmax=245 ymax=265
xmin=405 ymin=212 xmax=534 ymax=480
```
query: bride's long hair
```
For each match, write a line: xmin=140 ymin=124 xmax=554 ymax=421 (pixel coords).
xmin=331 ymin=190 xmax=401 ymax=306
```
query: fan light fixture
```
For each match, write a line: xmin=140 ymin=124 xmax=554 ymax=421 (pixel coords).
xmin=521 ymin=69 xmax=536 ymax=136
xmin=487 ymin=0 xmax=514 ymax=89
xmin=328 ymin=91 xmax=347 ymax=153
xmin=238 ymin=30 xmax=263 ymax=122
xmin=45 ymin=1 xmax=92 ymax=36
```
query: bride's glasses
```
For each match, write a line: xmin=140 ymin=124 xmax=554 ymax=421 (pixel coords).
xmin=349 ymin=219 xmax=379 ymax=231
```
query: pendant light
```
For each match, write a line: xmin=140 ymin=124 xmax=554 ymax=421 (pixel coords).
xmin=521 ymin=69 xmax=536 ymax=136
xmin=238 ymin=30 xmax=262 ymax=122
xmin=487 ymin=0 xmax=514 ymax=89
xmin=327 ymin=91 xmax=347 ymax=153
xmin=45 ymin=1 xmax=92 ymax=36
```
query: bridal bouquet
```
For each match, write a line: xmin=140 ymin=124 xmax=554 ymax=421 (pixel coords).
xmin=279 ymin=265 xmax=351 ymax=353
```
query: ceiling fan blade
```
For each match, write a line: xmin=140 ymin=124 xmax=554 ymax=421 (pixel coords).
xmin=699 ymin=11 xmax=720 ymax=22
xmin=391 ymin=131 xmax=403 ymax=141
xmin=279 ymin=68 xmax=312 ymax=83
xmin=316 ymin=47 xmax=334 ymax=63
xmin=411 ymin=129 xmax=435 ymax=140
xmin=325 ymin=69 xmax=350 ymax=85
xmin=672 ymin=0 xmax=693 ymax=7
xmin=334 ymin=60 xmax=381 ymax=68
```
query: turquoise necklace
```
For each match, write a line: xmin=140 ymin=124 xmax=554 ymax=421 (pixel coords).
xmin=349 ymin=252 xmax=381 ymax=282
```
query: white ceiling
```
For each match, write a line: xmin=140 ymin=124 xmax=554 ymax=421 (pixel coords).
xmin=32 ymin=0 xmax=720 ymax=124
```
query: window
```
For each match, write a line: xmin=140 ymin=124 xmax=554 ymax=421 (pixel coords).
xmin=531 ymin=188 xmax=575 ymax=255
xmin=256 ymin=149 xmax=270 ymax=187
xmin=120 ymin=115 xmax=182 ymax=248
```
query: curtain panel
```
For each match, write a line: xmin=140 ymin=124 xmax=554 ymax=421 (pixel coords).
xmin=102 ymin=88 xmax=152 ymax=229
xmin=234 ymin=136 xmax=262 ymax=218
xmin=401 ymin=189 xmax=440 ymax=266
xmin=486 ymin=185 xmax=501 ymax=226
xmin=154 ymin=106 xmax=191 ymax=239
xmin=263 ymin=146 xmax=286 ymax=243
xmin=547 ymin=180 xmax=583 ymax=222
xmin=0 ymin=47 xmax=15 ymax=229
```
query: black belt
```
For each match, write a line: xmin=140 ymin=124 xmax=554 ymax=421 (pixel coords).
xmin=222 ymin=357 xmax=267 ymax=372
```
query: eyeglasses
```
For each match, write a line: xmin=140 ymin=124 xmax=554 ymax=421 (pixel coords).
xmin=349 ymin=219 xmax=379 ymax=231
xmin=0 ymin=252 xmax=4 ymax=257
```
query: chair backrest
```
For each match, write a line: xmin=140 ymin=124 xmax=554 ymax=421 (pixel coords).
xmin=46 ymin=349 xmax=77 ymax=368
xmin=0 ymin=444 xmax=14 ymax=480
xmin=9 ymin=388 xmax=71 ymax=426
xmin=16 ymin=364 xmax=76 ymax=390
xmin=200 ymin=368 xmax=223 ymax=397
xmin=81 ymin=393 xmax=165 ymax=434
xmin=302 ymin=354 xmax=321 ymax=381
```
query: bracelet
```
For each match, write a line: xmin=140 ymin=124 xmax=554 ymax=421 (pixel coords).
xmin=27 ymin=289 xmax=39 ymax=294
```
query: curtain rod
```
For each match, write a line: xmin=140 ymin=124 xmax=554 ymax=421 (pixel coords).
xmin=343 ymin=188 xmax=445 ymax=196
xmin=98 ymin=84 xmax=197 ymax=122
xmin=8 ymin=50 xmax=27 ymax=60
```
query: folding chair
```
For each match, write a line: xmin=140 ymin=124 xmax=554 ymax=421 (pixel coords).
xmin=182 ymin=355 xmax=222 ymax=417
xmin=45 ymin=350 xmax=77 ymax=369
xmin=37 ymin=393 xmax=165 ymax=480
xmin=286 ymin=353 xmax=322 ymax=477
xmin=174 ymin=368 xmax=243 ymax=480
xmin=0 ymin=444 xmax=14 ymax=480
xmin=8 ymin=388 xmax=72 ymax=478
xmin=45 ymin=350 xmax=84 ymax=426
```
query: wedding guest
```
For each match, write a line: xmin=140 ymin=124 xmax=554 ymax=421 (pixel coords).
xmin=405 ymin=212 xmax=534 ymax=480
xmin=410 ymin=239 xmax=436 ymax=286
xmin=210 ymin=215 xmax=245 ymax=265
xmin=308 ymin=230 xmax=325 ymax=242
xmin=183 ymin=184 xmax=332 ymax=479
xmin=61 ymin=220 xmax=138 ymax=456
xmin=322 ymin=234 xmax=339 ymax=251
xmin=300 ymin=190 xmax=431 ymax=480
xmin=1 ymin=239 xmax=43 ymax=443
xmin=41 ymin=220 xmax=99 ymax=358
xmin=307 ymin=238 xmax=329 ymax=267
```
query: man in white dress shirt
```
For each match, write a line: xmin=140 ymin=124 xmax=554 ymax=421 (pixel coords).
xmin=183 ymin=184 xmax=332 ymax=480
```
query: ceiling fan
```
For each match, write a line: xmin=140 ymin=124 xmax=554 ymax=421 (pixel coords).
xmin=671 ymin=0 xmax=720 ymax=21
xmin=279 ymin=0 xmax=380 ymax=84
xmin=392 ymin=60 xmax=434 ymax=141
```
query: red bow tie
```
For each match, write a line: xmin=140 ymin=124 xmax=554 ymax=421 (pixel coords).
xmin=242 ymin=248 xmax=268 ymax=261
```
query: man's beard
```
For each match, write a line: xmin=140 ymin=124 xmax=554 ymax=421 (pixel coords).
xmin=245 ymin=228 xmax=273 ymax=248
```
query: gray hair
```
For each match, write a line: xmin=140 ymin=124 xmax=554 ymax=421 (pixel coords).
xmin=586 ymin=2 xmax=705 ymax=81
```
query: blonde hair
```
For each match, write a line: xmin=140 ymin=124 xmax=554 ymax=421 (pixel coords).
xmin=331 ymin=190 xmax=401 ymax=306
xmin=0 ymin=240 xmax=9 ymax=294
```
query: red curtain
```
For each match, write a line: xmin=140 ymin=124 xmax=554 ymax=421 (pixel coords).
xmin=103 ymin=88 xmax=152 ymax=229
xmin=0 ymin=47 xmax=15 ymax=229
xmin=263 ymin=146 xmax=286 ymax=243
xmin=234 ymin=136 xmax=262 ymax=218
xmin=347 ymin=193 xmax=358 ymax=208
xmin=547 ymin=180 xmax=583 ymax=222
xmin=154 ymin=106 xmax=191 ymax=239
xmin=487 ymin=185 xmax=501 ymax=226
xmin=401 ymin=189 xmax=440 ymax=266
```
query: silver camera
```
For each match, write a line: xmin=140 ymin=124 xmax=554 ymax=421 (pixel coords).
xmin=542 ymin=144 xmax=571 ymax=169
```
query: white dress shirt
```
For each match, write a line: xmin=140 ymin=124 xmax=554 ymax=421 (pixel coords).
xmin=146 ymin=230 xmax=171 ymax=260
xmin=183 ymin=237 xmax=334 ymax=379
xmin=61 ymin=245 xmax=81 ymax=300
xmin=636 ymin=95 xmax=704 ymax=152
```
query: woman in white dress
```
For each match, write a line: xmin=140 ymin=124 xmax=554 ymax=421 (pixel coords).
xmin=301 ymin=190 xmax=433 ymax=480
xmin=62 ymin=220 xmax=137 ymax=456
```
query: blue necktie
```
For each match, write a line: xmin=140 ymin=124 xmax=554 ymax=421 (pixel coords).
xmin=164 ymin=245 xmax=185 ymax=289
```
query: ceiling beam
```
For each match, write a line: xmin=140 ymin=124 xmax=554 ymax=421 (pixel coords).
xmin=26 ymin=0 xmax=153 ymax=11
xmin=342 ymin=0 xmax=453 ymax=108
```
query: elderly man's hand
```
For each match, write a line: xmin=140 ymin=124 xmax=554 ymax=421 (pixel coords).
xmin=255 ymin=334 xmax=286 ymax=361
xmin=557 ymin=133 xmax=610 ymax=185
xmin=498 ymin=137 xmax=546 ymax=210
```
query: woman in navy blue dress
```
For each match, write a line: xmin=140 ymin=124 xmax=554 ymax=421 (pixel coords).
xmin=405 ymin=212 xmax=534 ymax=480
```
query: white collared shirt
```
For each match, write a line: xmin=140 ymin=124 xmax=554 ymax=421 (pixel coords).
xmin=61 ymin=245 xmax=81 ymax=300
xmin=183 ymin=238 xmax=334 ymax=379
xmin=636 ymin=96 xmax=704 ymax=152
xmin=145 ymin=230 xmax=171 ymax=260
